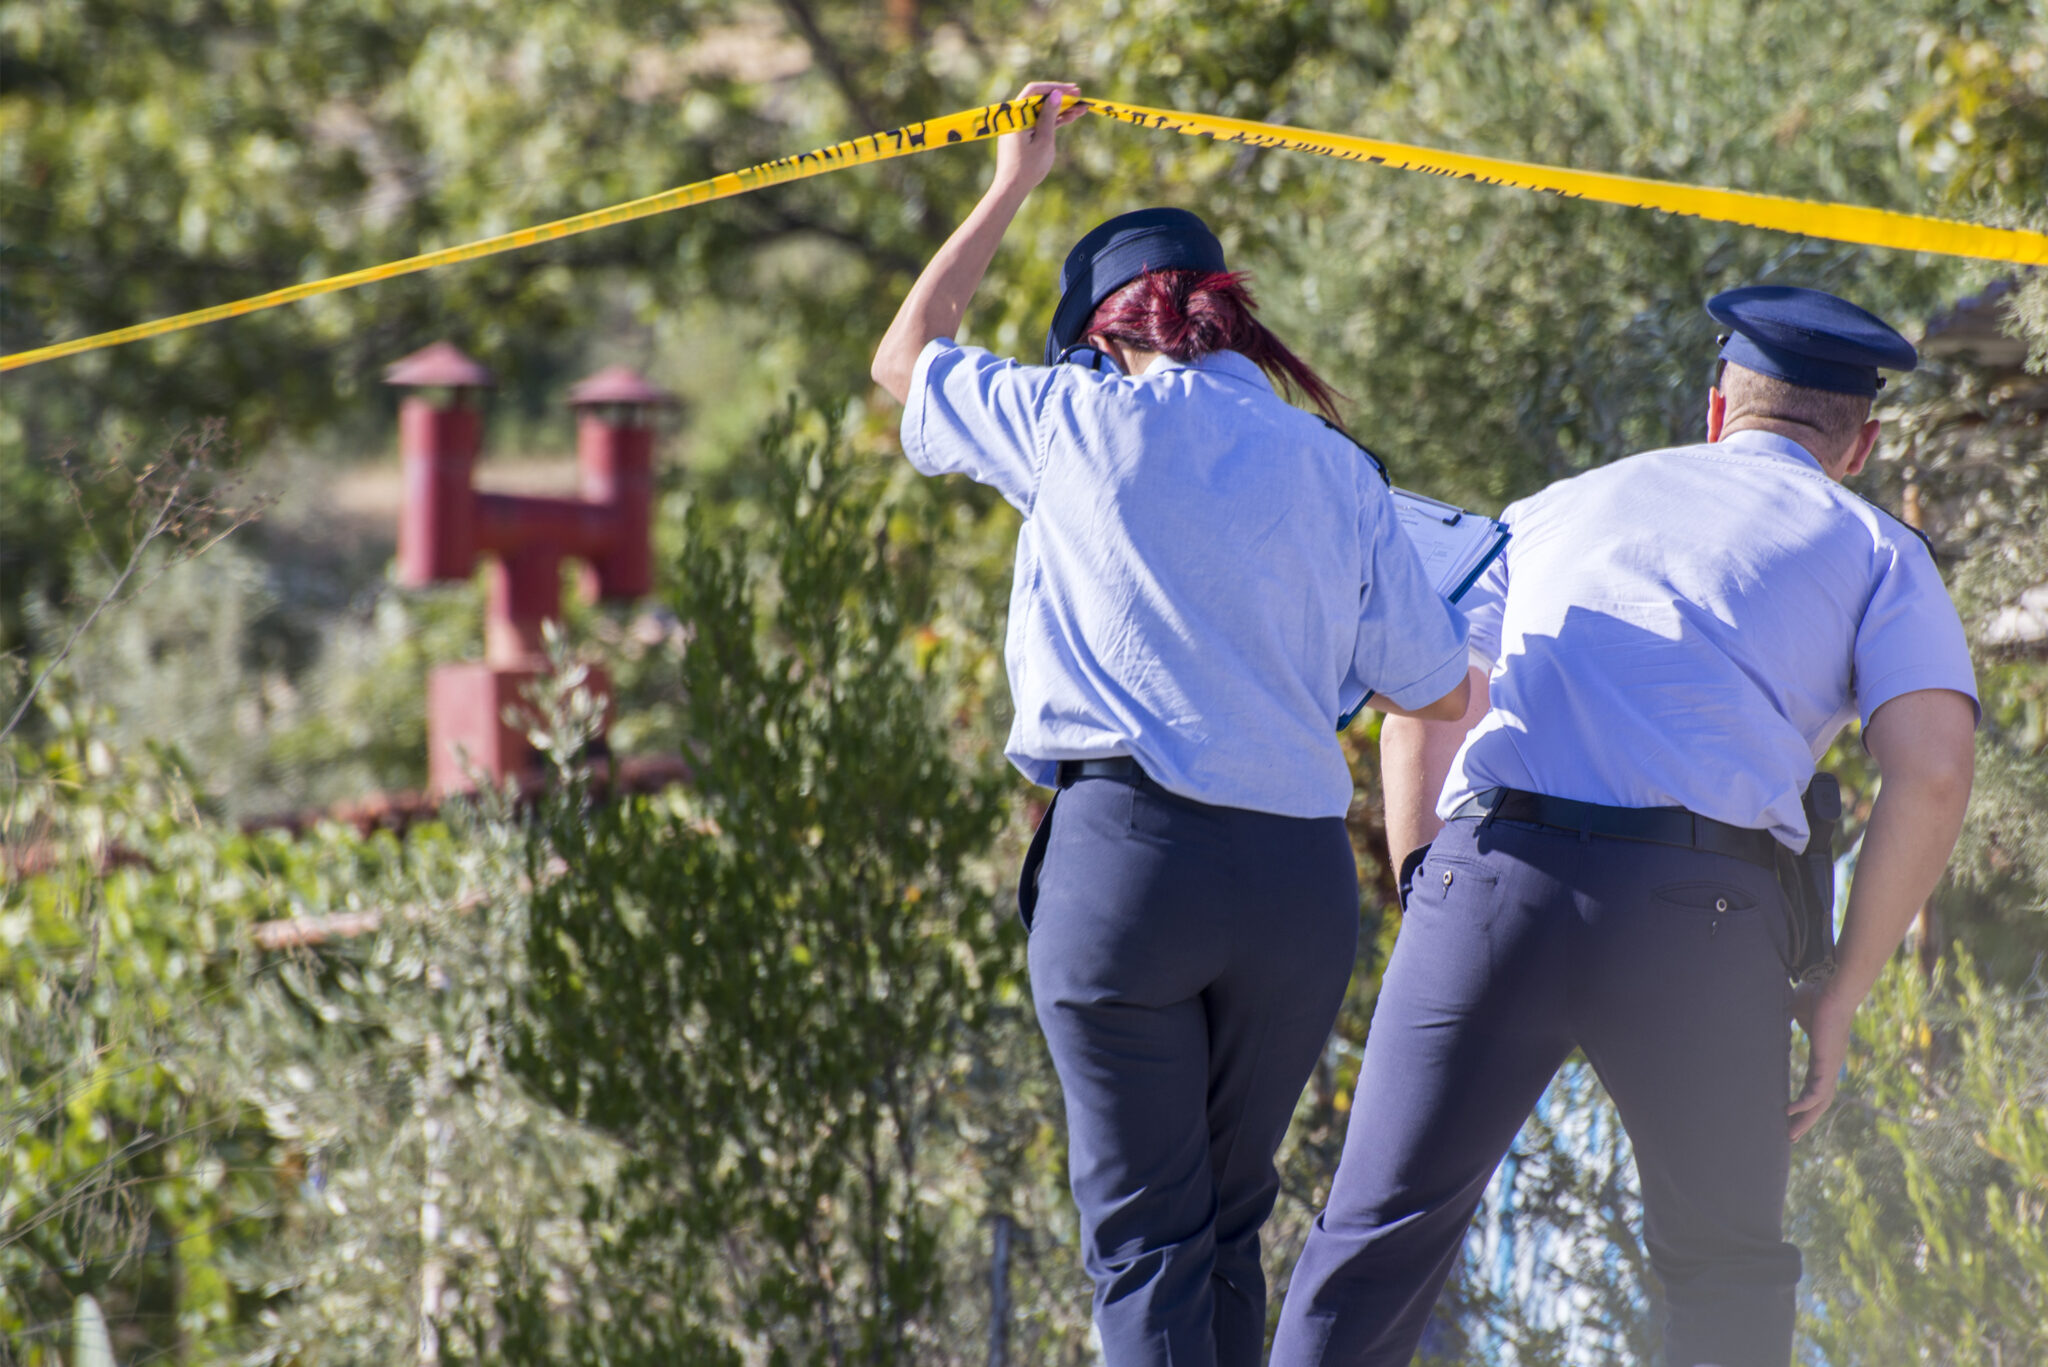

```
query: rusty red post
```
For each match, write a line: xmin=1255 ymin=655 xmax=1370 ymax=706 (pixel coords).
xmin=389 ymin=342 xmax=492 ymax=586
xmin=384 ymin=344 xmax=673 ymax=795
xmin=570 ymin=366 xmax=664 ymax=602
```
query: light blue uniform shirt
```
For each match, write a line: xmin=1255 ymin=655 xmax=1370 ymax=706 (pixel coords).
xmin=904 ymin=339 xmax=1469 ymax=819
xmin=1444 ymin=428 xmax=1978 ymax=848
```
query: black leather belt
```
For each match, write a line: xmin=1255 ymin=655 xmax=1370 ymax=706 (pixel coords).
xmin=1448 ymin=786 xmax=1779 ymax=871
xmin=1056 ymin=756 xmax=1140 ymax=787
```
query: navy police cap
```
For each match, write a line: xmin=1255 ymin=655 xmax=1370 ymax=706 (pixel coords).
xmin=1706 ymin=285 xmax=1917 ymax=397
xmin=1045 ymin=207 xmax=1227 ymax=364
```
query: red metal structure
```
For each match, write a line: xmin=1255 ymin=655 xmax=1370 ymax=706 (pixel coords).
xmin=385 ymin=342 xmax=671 ymax=794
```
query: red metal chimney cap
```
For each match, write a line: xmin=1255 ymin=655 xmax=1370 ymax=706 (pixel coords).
xmin=384 ymin=341 xmax=495 ymax=389
xmin=568 ymin=366 xmax=675 ymax=407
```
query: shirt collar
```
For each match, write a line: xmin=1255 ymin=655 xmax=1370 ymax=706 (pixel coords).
xmin=1716 ymin=427 xmax=1826 ymax=474
xmin=1141 ymin=350 xmax=1274 ymax=392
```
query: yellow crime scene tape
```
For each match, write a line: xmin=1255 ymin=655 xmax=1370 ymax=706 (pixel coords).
xmin=4 ymin=94 xmax=2043 ymax=374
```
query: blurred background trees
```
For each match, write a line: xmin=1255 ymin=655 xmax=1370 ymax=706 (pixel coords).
xmin=4 ymin=0 xmax=2043 ymax=1362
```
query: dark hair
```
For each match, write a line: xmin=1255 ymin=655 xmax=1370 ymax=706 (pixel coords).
xmin=1084 ymin=269 xmax=1344 ymax=423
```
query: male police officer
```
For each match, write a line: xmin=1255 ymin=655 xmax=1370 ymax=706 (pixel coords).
xmin=1269 ymin=286 xmax=1979 ymax=1367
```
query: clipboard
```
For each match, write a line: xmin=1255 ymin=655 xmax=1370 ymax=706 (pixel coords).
xmin=1337 ymin=489 xmax=1509 ymax=731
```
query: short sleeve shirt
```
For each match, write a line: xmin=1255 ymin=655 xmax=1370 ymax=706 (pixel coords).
xmin=1445 ymin=429 xmax=1978 ymax=847
xmin=904 ymin=338 xmax=1469 ymax=819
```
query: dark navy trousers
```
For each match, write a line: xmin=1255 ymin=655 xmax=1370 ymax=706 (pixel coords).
xmin=1270 ymin=814 xmax=1802 ymax=1367
xmin=1023 ymin=769 xmax=1359 ymax=1367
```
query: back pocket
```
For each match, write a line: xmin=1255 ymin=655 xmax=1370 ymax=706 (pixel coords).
xmin=1653 ymin=881 xmax=1759 ymax=917
xmin=1417 ymin=857 xmax=1501 ymax=901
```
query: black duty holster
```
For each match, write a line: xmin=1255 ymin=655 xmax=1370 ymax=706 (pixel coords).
xmin=1778 ymin=773 xmax=1842 ymax=984
xmin=1397 ymin=842 xmax=1432 ymax=912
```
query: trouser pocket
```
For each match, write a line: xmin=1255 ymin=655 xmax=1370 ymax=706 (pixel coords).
xmin=1017 ymin=792 xmax=1059 ymax=932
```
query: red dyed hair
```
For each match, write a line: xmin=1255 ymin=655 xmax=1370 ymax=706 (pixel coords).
xmin=1083 ymin=269 xmax=1344 ymax=423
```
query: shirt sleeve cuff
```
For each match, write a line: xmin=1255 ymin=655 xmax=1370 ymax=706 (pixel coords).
xmin=1858 ymin=666 xmax=1983 ymax=730
xmin=899 ymin=337 xmax=956 ymax=475
xmin=1381 ymin=643 xmax=1473 ymax=713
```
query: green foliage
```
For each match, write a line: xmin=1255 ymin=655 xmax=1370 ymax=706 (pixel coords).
xmin=1791 ymin=954 xmax=2048 ymax=1364
xmin=6 ymin=2 xmax=2048 ymax=1362
xmin=3 ymin=681 xmax=645 ymax=1365
xmin=1458 ymin=1064 xmax=1657 ymax=1365
xmin=52 ymin=540 xmax=488 ymax=816
xmin=1901 ymin=2 xmax=2048 ymax=208
xmin=505 ymin=402 xmax=1022 ymax=1359
xmin=1257 ymin=0 xmax=1980 ymax=509
xmin=2 ymin=0 xmax=1020 ymax=665
xmin=0 ymin=0 xmax=1052 ymax=454
xmin=213 ymin=809 xmax=633 ymax=1366
xmin=2 ymin=702 xmax=315 ymax=1363
xmin=0 ymin=396 xmax=1093 ymax=1367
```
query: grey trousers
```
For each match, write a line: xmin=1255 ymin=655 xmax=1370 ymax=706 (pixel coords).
xmin=1023 ymin=768 xmax=1359 ymax=1367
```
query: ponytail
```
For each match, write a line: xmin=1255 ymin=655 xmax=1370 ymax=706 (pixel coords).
xmin=1083 ymin=270 xmax=1345 ymax=424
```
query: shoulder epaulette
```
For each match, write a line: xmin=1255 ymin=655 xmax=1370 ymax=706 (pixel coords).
xmin=1320 ymin=417 xmax=1391 ymax=486
xmin=1849 ymin=490 xmax=1937 ymax=559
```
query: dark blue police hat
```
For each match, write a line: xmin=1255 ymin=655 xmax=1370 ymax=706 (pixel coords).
xmin=1706 ymin=285 xmax=1917 ymax=397
xmin=1044 ymin=207 xmax=1227 ymax=364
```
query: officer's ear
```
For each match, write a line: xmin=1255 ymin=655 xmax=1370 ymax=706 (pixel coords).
xmin=1706 ymin=387 xmax=1729 ymax=442
xmin=1842 ymin=417 xmax=1880 ymax=478
xmin=1086 ymin=334 xmax=1131 ymax=375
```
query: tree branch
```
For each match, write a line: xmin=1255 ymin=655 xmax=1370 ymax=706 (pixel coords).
xmin=774 ymin=0 xmax=883 ymax=132
xmin=1 ymin=423 xmax=269 ymax=743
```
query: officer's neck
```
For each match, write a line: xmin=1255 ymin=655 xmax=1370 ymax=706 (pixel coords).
xmin=1723 ymin=417 xmax=1834 ymax=455
xmin=1707 ymin=393 xmax=1855 ymax=480
xmin=1088 ymin=336 xmax=1167 ymax=376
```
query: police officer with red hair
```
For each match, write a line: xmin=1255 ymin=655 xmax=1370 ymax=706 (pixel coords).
xmin=873 ymin=84 xmax=1471 ymax=1366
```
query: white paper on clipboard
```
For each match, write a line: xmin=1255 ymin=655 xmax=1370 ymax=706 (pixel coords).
xmin=1389 ymin=487 xmax=1509 ymax=603
xmin=1336 ymin=489 xmax=1508 ymax=731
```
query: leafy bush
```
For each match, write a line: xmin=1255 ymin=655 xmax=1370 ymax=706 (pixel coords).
xmin=502 ymin=401 xmax=1058 ymax=1361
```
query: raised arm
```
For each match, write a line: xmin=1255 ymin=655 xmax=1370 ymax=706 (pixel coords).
xmin=871 ymin=83 xmax=1086 ymax=403
xmin=1380 ymin=666 xmax=1490 ymax=870
xmin=1788 ymin=686 xmax=1976 ymax=1140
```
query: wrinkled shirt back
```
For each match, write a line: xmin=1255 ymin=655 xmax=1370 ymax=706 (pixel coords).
xmin=1446 ymin=430 xmax=1977 ymax=847
xmin=903 ymin=340 xmax=1468 ymax=820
